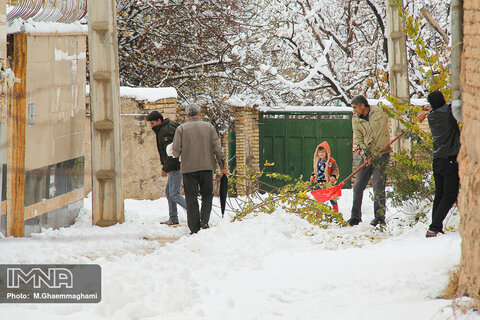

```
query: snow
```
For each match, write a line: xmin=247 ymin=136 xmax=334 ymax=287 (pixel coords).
xmin=7 ymin=18 xmax=88 ymax=35
xmin=256 ymin=99 xmax=429 ymax=113
xmin=85 ymin=85 xmax=178 ymax=102
xmin=258 ymin=105 xmax=353 ymax=113
xmin=119 ymin=86 xmax=178 ymax=102
xmin=0 ymin=188 xmax=477 ymax=320
xmin=369 ymin=98 xmax=430 ymax=107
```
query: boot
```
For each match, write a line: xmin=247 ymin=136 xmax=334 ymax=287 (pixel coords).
xmin=332 ymin=204 xmax=339 ymax=212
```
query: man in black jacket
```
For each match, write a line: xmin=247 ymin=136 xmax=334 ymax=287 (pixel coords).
xmin=418 ymin=91 xmax=461 ymax=237
xmin=146 ymin=111 xmax=186 ymax=225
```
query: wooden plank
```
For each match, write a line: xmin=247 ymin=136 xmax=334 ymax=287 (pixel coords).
xmin=420 ymin=7 xmax=450 ymax=45
xmin=0 ymin=0 xmax=6 ymax=230
xmin=24 ymin=188 xmax=84 ymax=221
xmin=6 ymin=33 xmax=27 ymax=237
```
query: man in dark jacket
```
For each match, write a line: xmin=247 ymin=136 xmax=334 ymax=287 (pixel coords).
xmin=146 ymin=111 xmax=186 ymax=225
xmin=418 ymin=91 xmax=461 ymax=237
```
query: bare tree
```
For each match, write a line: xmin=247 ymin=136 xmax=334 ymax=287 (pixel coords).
xmin=116 ymin=0 xmax=451 ymax=122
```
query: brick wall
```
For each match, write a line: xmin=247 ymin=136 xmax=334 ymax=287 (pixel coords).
xmin=457 ymin=0 xmax=480 ymax=302
xmin=234 ymin=107 xmax=260 ymax=195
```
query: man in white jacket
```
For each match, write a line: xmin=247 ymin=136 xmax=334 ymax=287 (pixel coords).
xmin=172 ymin=103 xmax=228 ymax=234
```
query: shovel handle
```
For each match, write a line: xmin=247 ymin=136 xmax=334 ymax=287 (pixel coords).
xmin=339 ymin=131 xmax=405 ymax=185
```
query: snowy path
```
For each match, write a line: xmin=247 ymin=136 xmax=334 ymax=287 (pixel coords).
xmin=0 ymin=189 xmax=477 ymax=320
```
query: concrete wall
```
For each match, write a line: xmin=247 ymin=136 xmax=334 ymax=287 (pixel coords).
xmin=25 ymin=34 xmax=86 ymax=170
xmin=457 ymin=0 xmax=480 ymax=302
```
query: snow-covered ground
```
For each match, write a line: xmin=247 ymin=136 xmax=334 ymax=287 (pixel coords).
xmin=0 ymin=188 xmax=478 ymax=320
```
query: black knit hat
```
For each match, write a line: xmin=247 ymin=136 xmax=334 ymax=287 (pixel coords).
xmin=427 ymin=91 xmax=446 ymax=109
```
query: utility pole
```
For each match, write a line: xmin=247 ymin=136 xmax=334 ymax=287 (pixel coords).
xmin=386 ymin=0 xmax=411 ymax=153
xmin=87 ymin=0 xmax=124 ymax=226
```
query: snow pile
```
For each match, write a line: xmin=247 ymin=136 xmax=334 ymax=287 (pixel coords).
xmin=0 ymin=188 xmax=476 ymax=320
xmin=85 ymin=86 xmax=178 ymax=103
xmin=7 ymin=18 xmax=88 ymax=35
xmin=119 ymin=86 xmax=177 ymax=102
xmin=258 ymin=105 xmax=353 ymax=113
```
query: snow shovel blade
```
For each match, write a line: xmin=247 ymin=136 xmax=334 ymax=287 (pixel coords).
xmin=311 ymin=183 xmax=344 ymax=202
xmin=220 ymin=174 xmax=228 ymax=218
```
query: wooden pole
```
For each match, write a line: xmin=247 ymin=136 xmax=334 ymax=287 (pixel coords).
xmin=87 ymin=0 xmax=124 ymax=226
xmin=6 ymin=34 xmax=27 ymax=237
xmin=0 ymin=0 xmax=5 ymax=234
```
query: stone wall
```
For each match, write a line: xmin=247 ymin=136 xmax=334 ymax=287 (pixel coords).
xmin=234 ymin=107 xmax=260 ymax=195
xmin=85 ymin=98 xmax=234 ymax=200
xmin=85 ymin=97 xmax=181 ymax=200
xmin=457 ymin=0 xmax=480 ymax=302
xmin=120 ymin=99 xmax=174 ymax=200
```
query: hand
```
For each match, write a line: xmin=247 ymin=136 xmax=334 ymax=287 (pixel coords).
xmin=330 ymin=177 xmax=337 ymax=184
xmin=161 ymin=170 xmax=168 ymax=177
xmin=220 ymin=160 xmax=229 ymax=176
xmin=417 ymin=112 xmax=427 ymax=123
xmin=363 ymin=156 xmax=371 ymax=166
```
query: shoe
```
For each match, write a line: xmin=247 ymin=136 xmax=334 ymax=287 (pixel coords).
xmin=160 ymin=219 xmax=179 ymax=226
xmin=426 ymin=230 xmax=439 ymax=238
xmin=200 ymin=223 xmax=209 ymax=230
xmin=347 ymin=218 xmax=361 ymax=226
xmin=370 ymin=218 xmax=386 ymax=227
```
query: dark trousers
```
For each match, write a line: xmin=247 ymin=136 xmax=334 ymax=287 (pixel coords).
xmin=183 ymin=170 xmax=213 ymax=233
xmin=429 ymin=158 xmax=459 ymax=232
xmin=351 ymin=153 xmax=389 ymax=220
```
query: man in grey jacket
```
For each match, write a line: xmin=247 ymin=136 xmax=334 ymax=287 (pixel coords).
xmin=172 ymin=103 xmax=228 ymax=234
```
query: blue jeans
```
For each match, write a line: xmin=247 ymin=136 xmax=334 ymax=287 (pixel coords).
xmin=166 ymin=170 xmax=186 ymax=221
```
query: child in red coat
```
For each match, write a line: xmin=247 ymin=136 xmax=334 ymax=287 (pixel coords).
xmin=310 ymin=141 xmax=340 ymax=212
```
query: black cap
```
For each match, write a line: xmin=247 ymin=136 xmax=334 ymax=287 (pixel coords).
xmin=427 ymin=91 xmax=446 ymax=109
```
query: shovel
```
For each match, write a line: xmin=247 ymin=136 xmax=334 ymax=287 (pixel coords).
xmin=311 ymin=131 xmax=405 ymax=202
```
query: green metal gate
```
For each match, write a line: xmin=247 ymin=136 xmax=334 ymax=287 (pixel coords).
xmin=259 ymin=107 xmax=353 ymax=190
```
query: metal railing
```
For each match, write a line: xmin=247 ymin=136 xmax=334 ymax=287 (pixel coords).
xmin=7 ymin=0 xmax=87 ymax=23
